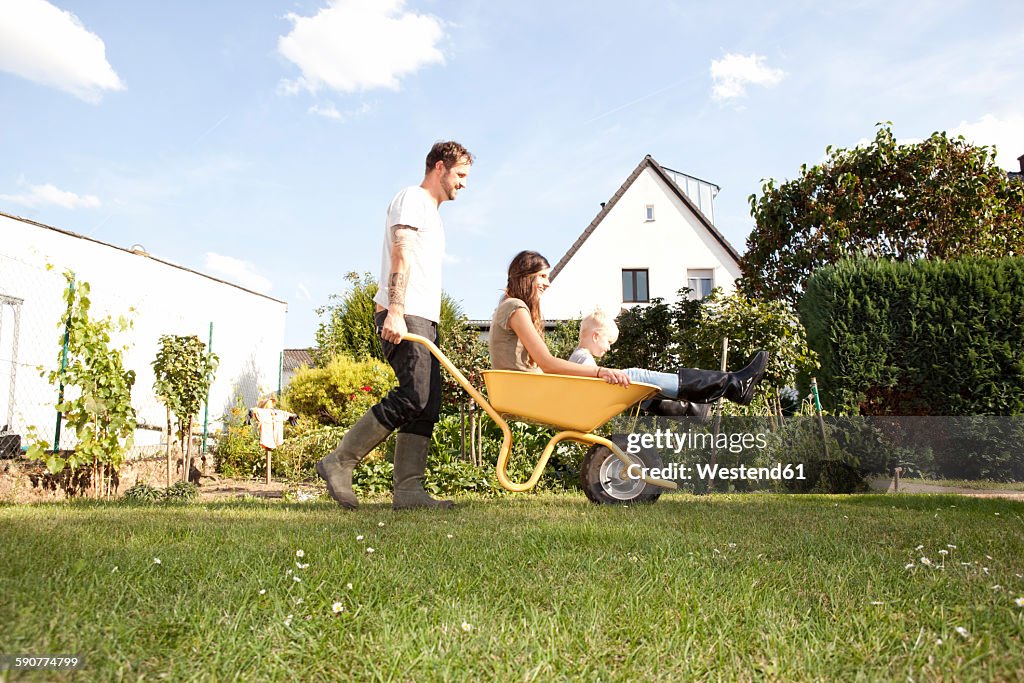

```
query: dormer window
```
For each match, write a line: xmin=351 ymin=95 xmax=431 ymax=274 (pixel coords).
xmin=645 ymin=204 xmax=655 ymax=221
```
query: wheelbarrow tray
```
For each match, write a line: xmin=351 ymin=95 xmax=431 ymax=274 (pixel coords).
xmin=482 ymin=370 xmax=659 ymax=433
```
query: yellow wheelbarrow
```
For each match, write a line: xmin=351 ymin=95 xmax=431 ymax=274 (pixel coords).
xmin=403 ymin=334 xmax=678 ymax=504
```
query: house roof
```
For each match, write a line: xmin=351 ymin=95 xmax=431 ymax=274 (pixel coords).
xmin=0 ymin=210 xmax=288 ymax=305
xmin=550 ymin=155 xmax=742 ymax=280
xmin=282 ymin=348 xmax=314 ymax=371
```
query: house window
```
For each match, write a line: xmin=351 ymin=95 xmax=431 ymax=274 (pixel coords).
xmin=645 ymin=204 xmax=655 ymax=221
xmin=687 ymin=269 xmax=714 ymax=300
xmin=622 ymin=269 xmax=649 ymax=303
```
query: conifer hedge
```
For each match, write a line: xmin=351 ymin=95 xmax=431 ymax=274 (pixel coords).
xmin=800 ymin=257 xmax=1024 ymax=416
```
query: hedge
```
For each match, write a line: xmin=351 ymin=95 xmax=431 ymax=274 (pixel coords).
xmin=800 ymin=256 xmax=1024 ymax=415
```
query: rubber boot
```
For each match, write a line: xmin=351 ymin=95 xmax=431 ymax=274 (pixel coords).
xmin=392 ymin=433 xmax=454 ymax=510
xmin=677 ymin=351 xmax=768 ymax=406
xmin=645 ymin=399 xmax=712 ymax=423
xmin=316 ymin=411 xmax=391 ymax=509
xmin=722 ymin=351 xmax=768 ymax=405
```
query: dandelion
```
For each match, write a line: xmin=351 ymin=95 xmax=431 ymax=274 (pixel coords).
xmin=955 ymin=627 xmax=970 ymax=639
xmin=920 ymin=557 xmax=932 ymax=566
xmin=332 ymin=602 xmax=344 ymax=614
xmin=356 ymin=535 xmax=364 ymax=541
xmin=346 ymin=583 xmax=353 ymax=590
xmin=366 ymin=547 xmax=375 ymax=554
xmin=259 ymin=589 xmax=266 ymax=595
xmin=293 ymin=576 xmax=302 ymax=583
xmin=461 ymin=621 xmax=473 ymax=632
xmin=1015 ymin=597 xmax=1024 ymax=608
xmin=153 ymin=558 xmax=162 ymax=565
xmin=296 ymin=550 xmax=305 ymax=558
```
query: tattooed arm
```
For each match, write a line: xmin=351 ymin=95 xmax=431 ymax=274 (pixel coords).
xmin=380 ymin=224 xmax=418 ymax=343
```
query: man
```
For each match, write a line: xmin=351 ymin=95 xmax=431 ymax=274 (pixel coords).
xmin=317 ymin=141 xmax=473 ymax=510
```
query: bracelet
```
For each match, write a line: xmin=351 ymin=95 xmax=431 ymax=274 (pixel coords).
xmin=595 ymin=367 xmax=602 ymax=379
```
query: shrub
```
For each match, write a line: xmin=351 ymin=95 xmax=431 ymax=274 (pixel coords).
xmin=214 ymin=397 xmax=264 ymax=478
xmin=163 ymin=481 xmax=199 ymax=501
xmin=123 ymin=482 xmax=162 ymax=503
xmin=283 ymin=355 xmax=395 ymax=428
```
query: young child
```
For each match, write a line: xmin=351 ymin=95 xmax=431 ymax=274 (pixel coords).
xmin=569 ymin=310 xmax=768 ymax=413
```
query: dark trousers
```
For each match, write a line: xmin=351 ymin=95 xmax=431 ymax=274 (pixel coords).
xmin=370 ymin=311 xmax=442 ymax=438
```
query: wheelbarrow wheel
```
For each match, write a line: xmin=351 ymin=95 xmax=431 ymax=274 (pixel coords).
xmin=580 ymin=434 xmax=664 ymax=505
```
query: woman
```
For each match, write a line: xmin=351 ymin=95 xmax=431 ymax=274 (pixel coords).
xmin=489 ymin=251 xmax=631 ymax=386
xmin=489 ymin=250 xmax=768 ymax=406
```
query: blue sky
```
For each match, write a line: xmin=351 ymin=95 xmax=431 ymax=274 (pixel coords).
xmin=2 ymin=0 xmax=1023 ymax=347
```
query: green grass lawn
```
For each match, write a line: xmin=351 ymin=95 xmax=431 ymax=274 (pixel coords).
xmin=2 ymin=493 xmax=1023 ymax=682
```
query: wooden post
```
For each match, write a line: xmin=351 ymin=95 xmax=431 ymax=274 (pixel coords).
xmin=810 ymin=377 xmax=829 ymax=459
xmin=705 ymin=337 xmax=729 ymax=492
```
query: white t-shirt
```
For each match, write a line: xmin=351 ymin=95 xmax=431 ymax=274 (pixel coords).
xmin=372 ymin=186 xmax=445 ymax=322
xmin=568 ymin=347 xmax=597 ymax=366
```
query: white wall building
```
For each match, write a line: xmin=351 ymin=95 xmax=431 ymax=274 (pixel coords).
xmin=541 ymin=155 xmax=743 ymax=320
xmin=0 ymin=211 xmax=288 ymax=456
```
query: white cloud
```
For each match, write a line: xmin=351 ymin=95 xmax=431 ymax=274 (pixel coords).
xmin=710 ymin=53 xmax=785 ymax=101
xmin=308 ymin=101 xmax=372 ymax=121
xmin=204 ymin=252 xmax=273 ymax=293
xmin=0 ymin=182 xmax=101 ymax=209
xmin=0 ymin=0 xmax=124 ymax=103
xmin=278 ymin=0 xmax=445 ymax=94
xmin=950 ymin=113 xmax=1024 ymax=172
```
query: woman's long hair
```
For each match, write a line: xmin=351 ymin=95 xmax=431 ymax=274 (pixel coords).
xmin=504 ymin=250 xmax=550 ymax=335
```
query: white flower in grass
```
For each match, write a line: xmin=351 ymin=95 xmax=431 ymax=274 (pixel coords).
xmin=986 ymin=555 xmax=993 ymax=560
xmin=935 ymin=638 xmax=943 ymax=645
xmin=461 ymin=621 xmax=473 ymax=632
xmin=287 ymin=569 xmax=293 ymax=575
xmin=870 ymin=601 xmax=885 ymax=605
xmin=346 ymin=583 xmax=353 ymax=590
xmin=955 ymin=626 xmax=970 ymax=639
xmin=904 ymin=563 xmax=915 ymax=570
xmin=992 ymin=585 xmax=1002 ymax=590
xmin=296 ymin=562 xmax=310 ymax=569
xmin=366 ymin=547 xmax=375 ymax=554
xmin=296 ymin=549 xmax=305 ymax=558
xmin=332 ymin=602 xmax=344 ymax=614
xmin=153 ymin=558 xmax=162 ymax=565
xmin=939 ymin=550 xmax=948 ymax=555
xmin=728 ymin=543 xmax=737 ymax=549
xmin=915 ymin=545 xmax=924 ymax=551
xmin=447 ymin=534 xmax=453 ymax=539
xmin=112 ymin=566 xmax=119 ymax=573
xmin=920 ymin=557 xmax=932 ymax=566
xmin=295 ymin=597 xmax=304 ymax=605
xmin=259 ymin=589 xmax=266 ymax=595
xmin=1015 ymin=597 xmax=1024 ymax=608
xmin=947 ymin=544 xmax=957 ymax=549
xmin=995 ymin=513 xmax=1000 ymax=516
xmin=378 ymin=522 xmax=385 ymax=527
xmin=284 ymin=614 xmax=293 ymax=626
xmin=356 ymin=535 xmax=364 ymax=541
xmin=293 ymin=576 xmax=302 ymax=583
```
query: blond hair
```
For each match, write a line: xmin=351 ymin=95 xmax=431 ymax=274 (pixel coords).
xmin=578 ymin=309 xmax=618 ymax=344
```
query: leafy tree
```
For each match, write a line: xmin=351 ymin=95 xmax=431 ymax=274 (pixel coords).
xmin=604 ymin=288 xmax=818 ymax=401
xmin=545 ymin=318 xmax=583 ymax=363
xmin=26 ymin=272 xmax=137 ymax=497
xmin=742 ymin=123 xmax=1024 ymax=304
xmin=152 ymin=335 xmax=219 ymax=483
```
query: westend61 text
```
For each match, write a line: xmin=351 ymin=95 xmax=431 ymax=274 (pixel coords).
xmin=626 ymin=462 xmax=806 ymax=482
xmin=626 ymin=428 xmax=769 ymax=454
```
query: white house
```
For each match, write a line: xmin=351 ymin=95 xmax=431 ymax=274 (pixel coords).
xmin=0 ymin=211 xmax=288 ymax=456
xmin=541 ymin=155 xmax=743 ymax=320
